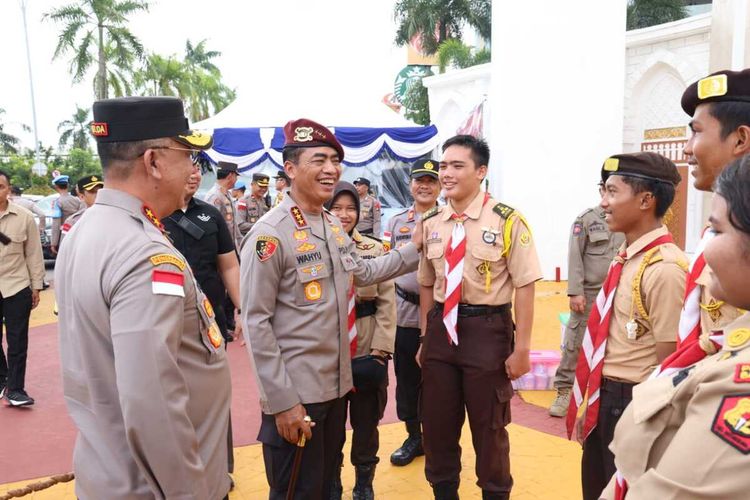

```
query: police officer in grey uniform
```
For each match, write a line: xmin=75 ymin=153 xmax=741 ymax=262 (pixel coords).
xmin=9 ymin=186 xmax=46 ymax=234
xmin=548 ymin=196 xmax=624 ymax=417
xmin=237 ymin=172 xmax=270 ymax=236
xmin=58 ymin=175 xmax=103 ymax=248
xmin=50 ymin=175 xmax=81 ymax=254
xmin=56 ymin=96 xmax=231 ymax=500
xmin=241 ymin=118 xmax=422 ymax=500
xmin=386 ymin=158 xmax=441 ymax=466
xmin=205 ymin=161 xmax=241 ymax=248
xmin=354 ymin=177 xmax=382 ymax=236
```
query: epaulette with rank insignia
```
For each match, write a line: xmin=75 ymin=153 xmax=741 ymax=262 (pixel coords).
xmin=422 ymin=206 xmax=441 ymax=221
xmin=493 ymin=203 xmax=515 ymax=220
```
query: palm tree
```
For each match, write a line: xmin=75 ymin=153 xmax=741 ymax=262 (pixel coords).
xmin=44 ymin=0 xmax=149 ymax=100
xmin=394 ymin=0 xmax=491 ymax=56
xmin=436 ymin=39 xmax=490 ymax=73
xmin=184 ymin=39 xmax=221 ymax=74
xmin=58 ymin=106 xmax=91 ymax=151
xmin=0 ymin=108 xmax=21 ymax=154
xmin=133 ymin=53 xmax=190 ymax=97
xmin=627 ymin=0 xmax=688 ymax=30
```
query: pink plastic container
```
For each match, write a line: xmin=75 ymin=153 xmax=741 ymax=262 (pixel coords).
xmin=511 ymin=350 xmax=562 ymax=391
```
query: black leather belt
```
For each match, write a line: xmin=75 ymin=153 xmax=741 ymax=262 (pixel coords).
xmin=356 ymin=300 xmax=377 ymax=319
xmin=434 ymin=302 xmax=511 ymax=317
xmin=601 ymin=378 xmax=636 ymax=399
xmin=395 ymin=285 xmax=420 ymax=305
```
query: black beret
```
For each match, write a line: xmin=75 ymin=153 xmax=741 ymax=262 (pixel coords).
xmin=77 ymin=175 xmax=104 ymax=192
xmin=217 ymin=161 xmax=238 ymax=173
xmin=91 ymin=96 xmax=212 ymax=149
xmin=601 ymin=152 xmax=681 ymax=186
xmin=410 ymin=158 xmax=439 ymax=179
xmin=681 ymin=69 xmax=750 ymax=117
xmin=252 ymin=173 xmax=270 ymax=186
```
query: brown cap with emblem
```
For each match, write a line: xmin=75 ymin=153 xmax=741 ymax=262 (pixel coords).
xmin=77 ymin=175 xmax=104 ymax=192
xmin=601 ymin=152 xmax=681 ymax=185
xmin=217 ymin=161 xmax=238 ymax=174
xmin=411 ymin=158 xmax=439 ymax=179
xmin=681 ymin=69 xmax=750 ymax=117
xmin=91 ymin=96 xmax=212 ymax=150
xmin=283 ymin=118 xmax=344 ymax=161
xmin=252 ymin=173 xmax=270 ymax=187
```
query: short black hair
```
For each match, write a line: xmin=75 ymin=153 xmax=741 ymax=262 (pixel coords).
xmin=708 ymin=101 xmax=750 ymax=140
xmin=442 ymin=135 xmax=490 ymax=168
xmin=0 ymin=169 xmax=9 ymax=185
xmin=283 ymin=147 xmax=303 ymax=164
xmin=715 ymin=155 xmax=750 ymax=238
xmin=97 ymin=139 xmax=164 ymax=168
xmin=620 ymin=176 xmax=676 ymax=218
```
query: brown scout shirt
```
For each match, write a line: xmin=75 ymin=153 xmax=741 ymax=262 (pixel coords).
xmin=696 ymin=265 xmax=744 ymax=341
xmin=356 ymin=194 xmax=382 ymax=236
xmin=352 ymin=229 xmax=396 ymax=356
xmin=418 ymin=191 xmax=543 ymax=305
xmin=240 ymin=193 xmax=419 ymax=415
xmin=602 ymin=225 xmax=687 ymax=383
xmin=602 ymin=313 xmax=750 ymax=499
xmin=0 ymin=202 xmax=45 ymax=297
xmin=55 ymin=189 xmax=231 ymax=500
xmin=237 ymin=193 xmax=269 ymax=236
xmin=567 ymin=206 xmax=624 ymax=297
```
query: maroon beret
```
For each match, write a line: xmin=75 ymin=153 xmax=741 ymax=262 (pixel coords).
xmin=681 ymin=69 xmax=750 ymax=117
xmin=601 ymin=151 xmax=681 ymax=186
xmin=283 ymin=118 xmax=344 ymax=161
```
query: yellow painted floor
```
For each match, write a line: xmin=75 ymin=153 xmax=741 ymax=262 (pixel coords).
xmin=2 ymin=281 xmax=576 ymax=499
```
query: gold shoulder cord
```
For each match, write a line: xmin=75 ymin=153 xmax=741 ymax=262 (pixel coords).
xmin=629 ymin=247 xmax=663 ymax=325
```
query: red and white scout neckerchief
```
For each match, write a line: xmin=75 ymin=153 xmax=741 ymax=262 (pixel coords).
xmin=566 ymin=233 xmax=675 ymax=440
xmin=442 ymin=194 xmax=490 ymax=345
xmin=347 ymin=279 xmax=358 ymax=358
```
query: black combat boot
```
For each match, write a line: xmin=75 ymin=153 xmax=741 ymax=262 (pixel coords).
xmin=390 ymin=421 xmax=424 ymax=466
xmin=352 ymin=465 xmax=376 ymax=500
xmin=431 ymin=481 xmax=460 ymax=500
xmin=327 ymin=464 xmax=343 ymax=500
xmin=481 ymin=491 xmax=509 ymax=500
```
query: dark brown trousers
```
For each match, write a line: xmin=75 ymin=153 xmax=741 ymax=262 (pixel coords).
xmin=421 ymin=305 xmax=514 ymax=494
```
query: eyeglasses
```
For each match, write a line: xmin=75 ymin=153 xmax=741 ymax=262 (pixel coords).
xmin=143 ymin=146 xmax=202 ymax=162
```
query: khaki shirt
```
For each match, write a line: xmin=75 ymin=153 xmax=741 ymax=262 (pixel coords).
xmin=602 ymin=313 xmax=750 ymax=499
xmin=204 ymin=184 xmax=241 ymax=249
xmin=55 ymin=189 xmax=231 ymax=500
xmin=567 ymin=206 xmax=624 ymax=297
xmin=352 ymin=230 xmax=396 ymax=355
xmin=695 ymin=265 xmax=744 ymax=339
xmin=51 ymin=192 xmax=81 ymax=247
xmin=0 ymin=202 xmax=45 ymax=297
xmin=58 ymin=207 xmax=86 ymax=248
xmin=387 ymin=206 xmax=422 ymax=328
xmin=356 ymin=194 xmax=382 ymax=235
xmin=237 ymin=193 xmax=269 ymax=236
xmin=418 ymin=191 xmax=543 ymax=305
xmin=240 ymin=193 xmax=419 ymax=415
xmin=603 ymin=225 xmax=687 ymax=383
xmin=10 ymin=195 xmax=46 ymax=232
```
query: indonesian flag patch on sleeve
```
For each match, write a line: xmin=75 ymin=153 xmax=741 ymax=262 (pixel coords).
xmin=152 ymin=269 xmax=185 ymax=297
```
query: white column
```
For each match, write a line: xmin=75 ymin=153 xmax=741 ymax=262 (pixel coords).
xmin=489 ymin=0 xmax=627 ymax=279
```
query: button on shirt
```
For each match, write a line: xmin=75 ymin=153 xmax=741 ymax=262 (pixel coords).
xmin=0 ymin=202 xmax=45 ymax=297
xmin=387 ymin=206 xmax=422 ymax=328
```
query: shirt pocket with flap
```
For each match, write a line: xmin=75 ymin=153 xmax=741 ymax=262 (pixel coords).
xmin=469 ymin=244 xmax=503 ymax=281
xmin=295 ymin=263 xmax=331 ymax=306
xmin=3 ymin=232 xmax=27 ymax=256
xmin=586 ymin=230 xmax=609 ymax=255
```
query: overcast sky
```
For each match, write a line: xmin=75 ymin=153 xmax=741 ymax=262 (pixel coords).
xmin=0 ymin=0 xmax=406 ymax=151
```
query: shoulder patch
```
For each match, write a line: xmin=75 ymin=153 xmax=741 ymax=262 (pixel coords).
xmin=150 ymin=253 xmax=187 ymax=271
xmin=493 ymin=203 xmax=515 ymax=219
xmin=256 ymin=235 xmax=280 ymax=262
xmin=577 ymin=207 xmax=595 ymax=218
xmin=422 ymin=206 xmax=441 ymax=221
xmin=711 ymin=394 xmax=750 ymax=454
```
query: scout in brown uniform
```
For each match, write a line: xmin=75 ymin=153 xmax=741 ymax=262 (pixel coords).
xmin=56 ymin=97 xmax=231 ymax=500
xmin=238 ymin=172 xmax=270 ymax=236
xmin=549 ymin=201 xmax=624 ymax=417
xmin=570 ymin=152 xmax=687 ymax=500
xmin=274 ymin=170 xmax=291 ymax=206
xmin=602 ymin=158 xmax=750 ymax=499
xmin=354 ymin=177 xmax=382 ymax=236
xmin=659 ymin=69 xmax=750 ymax=365
xmin=325 ymin=181 xmax=396 ymax=500
xmin=418 ymin=135 xmax=543 ymax=500
xmin=58 ymin=174 xmax=103 ymax=248
xmin=204 ymin=161 xmax=241 ymax=247
xmin=241 ymin=118 xmax=422 ymax=500
xmin=50 ymin=174 xmax=81 ymax=254
xmin=386 ymin=158 xmax=441 ymax=466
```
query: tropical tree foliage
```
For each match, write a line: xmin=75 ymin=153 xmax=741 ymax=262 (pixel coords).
xmin=627 ymin=0 xmax=688 ymax=30
xmin=402 ymin=80 xmax=431 ymax=125
xmin=436 ymin=39 xmax=490 ymax=73
xmin=44 ymin=0 xmax=149 ymax=99
xmin=394 ymin=0 xmax=491 ymax=55
xmin=58 ymin=106 xmax=92 ymax=151
xmin=0 ymin=108 xmax=21 ymax=154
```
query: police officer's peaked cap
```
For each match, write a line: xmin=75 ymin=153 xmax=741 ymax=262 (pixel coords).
xmin=283 ymin=118 xmax=344 ymax=161
xmin=217 ymin=161 xmax=238 ymax=174
xmin=252 ymin=173 xmax=270 ymax=187
xmin=681 ymin=69 xmax=750 ymax=117
xmin=601 ymin=152 xmax=681 ymax=186
xmin=274 ymin=170 xmax=290 ymax=182
xmin=52 ymin=175 xmax=70 ymax=186
xmin=410 ymin=158 xmax=439 ymax=179
xmin=91 ymin=96 xmax=213 ymax=150
xmin=233 ymin=180 xmax=246 ymax=191
xmin=77 ymin=175 xmax=104 ymax=192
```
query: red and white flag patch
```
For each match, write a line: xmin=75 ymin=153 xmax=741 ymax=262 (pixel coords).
xmin=152 ymin=270 xmax=185 ymax=297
